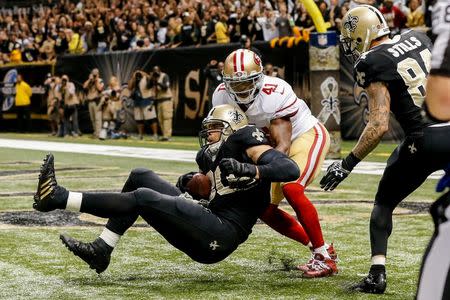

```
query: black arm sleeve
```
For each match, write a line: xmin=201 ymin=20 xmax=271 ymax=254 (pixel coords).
xmin=257 ymin=149 xmax=299 ymax=182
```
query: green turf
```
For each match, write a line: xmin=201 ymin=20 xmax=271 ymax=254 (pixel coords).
xmin=0 ymin=136 xmax=439 ymax=299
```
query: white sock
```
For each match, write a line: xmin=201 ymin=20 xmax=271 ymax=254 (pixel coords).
xmin=99 ymin=228 xmax=121 ymax=248
xmin=66 ymin=192 xmax=82 ymax=212
xmin=314 ymin=245 xmax=331 ymax=259
xmin=371 ymin=255 xmax=386 ymax=265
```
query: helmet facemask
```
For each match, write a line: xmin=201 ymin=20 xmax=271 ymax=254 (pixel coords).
xmin=223 ymin=73 xmax=263 ymax=105
xmin=199 ymin=119 xmax=233 ymax=157
xmin=340 ymin=34 xmax=363 ymax=62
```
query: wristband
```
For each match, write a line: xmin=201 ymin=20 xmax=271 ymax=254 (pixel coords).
xmin=342 ymin=152 xmax=361 ymax=171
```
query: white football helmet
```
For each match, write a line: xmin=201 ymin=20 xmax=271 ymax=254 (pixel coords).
xmin=340 ymin=5 xmax=390 ymax=60
xmin=199 ymin=104 xmax=248 ymax=156
xmin=222 ymin=49 xmax=264 ymax=105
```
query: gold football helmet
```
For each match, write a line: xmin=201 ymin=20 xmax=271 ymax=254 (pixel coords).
xmin=222 ymin=49 xmax=264 ymax=104
xmin=199 ymin=104 xmax=248 ymax=155
xmin=340 ymin=5 xmax=390 ymax=60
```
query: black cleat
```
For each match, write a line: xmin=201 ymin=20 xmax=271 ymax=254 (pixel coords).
xmin=350 ymin=272 xmax=387 ymax=294
xmin=33 ymin=154 xmax=67 ymax=212
xmin=60 ymin=234 xmax=112 ymax=274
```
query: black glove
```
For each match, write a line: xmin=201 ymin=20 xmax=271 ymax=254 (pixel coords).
xmin=176 ymin=171 xmax=197 ymax=193
xmin=320 ymin=153 xmax=360 ymax=191
xmin=219 ymin=158 xmax=256 ymax=178
xmin=219 ymin=158 xmax=258 ymax=189
xmin=320 ymin=161 xmax=350 ymax=191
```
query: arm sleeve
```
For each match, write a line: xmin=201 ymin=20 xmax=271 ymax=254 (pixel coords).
xmin=257 ymin=149 xmax=299 ymax=182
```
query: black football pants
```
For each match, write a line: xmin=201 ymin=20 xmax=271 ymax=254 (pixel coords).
xmin=80 ymin=168 xmax=240 ymax=263
xmin=370 ymin=124 xmax=450 ymax=257
xmin=416 ymin=191 xmax=450 ymax=300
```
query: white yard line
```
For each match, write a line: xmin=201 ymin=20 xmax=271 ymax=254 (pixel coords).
xmin=0 ymin=138 xmax=444 ymax=179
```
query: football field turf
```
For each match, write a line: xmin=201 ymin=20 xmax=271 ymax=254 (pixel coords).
xmin=0 ymin=134 xmax=438 ymax=299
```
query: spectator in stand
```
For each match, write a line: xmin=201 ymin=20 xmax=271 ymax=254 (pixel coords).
xmin=58 ymin=74 xmax=80 ymax=137
xmin=22 ymin=39 xmax=39 ymax=63
xmin=257 ymin=7 xmax=278 ymax=41
xmin=276 ymin=5 xmax=293 ymax=38
xmin=328 ymin=0 xmax=342 ymax=31
xmin=54 ymin=28 xmax=69 ymax=55
xmin=201 ymin=11 xmax=217 ymax=44
xmin=83 ymin=21 xmax=96 ymax=53
xmin=93 ymin=19 xmax=109 ymax=53
xmin=214 ymin=13 xmax=230 ymax=44
xmin=380 ymin=0 xmax=407 ymax=34
xmin=179 ymin=12 xmax=200 ymax=47
xmin=39 ymin=35 xmax=56 ymax=62
xmin=114 ymin=19 xmax=132 ymax=51
xmin=128 ymin=70 xmax=158 ymax=140
xmin=203 ymin=59 xmax=224 ymax=111
xmin=15 ymin=74 xmax=32 ymax=132
xmin=405 ymin=0 xmax=425 ymax=29
xmin=66 ymin=28 xmax=85 ymax=54
xmin=151 ymin=66 xmax=173 ymax=142
xmin=83 ymin=68 xmax=104 ymax=138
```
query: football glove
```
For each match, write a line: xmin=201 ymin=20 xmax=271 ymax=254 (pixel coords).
xmin=219 ymin=158 xmax=258 ymax=190
xmin=176 ymin=171 xmax=197 ymax=193
xmin=320 ymin=161 xmax=351 ymax=191
xmin=219 ymin=158 xmax=257 ymax=178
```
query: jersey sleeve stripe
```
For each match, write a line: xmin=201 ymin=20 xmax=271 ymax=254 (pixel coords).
xmin=275 ymin=98 xmax=298 ymax=114
xmin=299 ymin=122 xmax=327 ymax=186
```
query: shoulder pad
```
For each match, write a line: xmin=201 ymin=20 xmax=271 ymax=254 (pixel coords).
xmin=259 ymin=77 xmax=296 ymax=115
xmin=227 ymin=125 xmax=269 ymax=148
xmin=212 ymin=83 xmax=229 ymax=106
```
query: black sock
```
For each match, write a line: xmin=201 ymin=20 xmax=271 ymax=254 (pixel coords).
xmin=370 ymin=264 xmax=386 ymax=275
xmin=55 ymin=186 xmax=69 ymax=209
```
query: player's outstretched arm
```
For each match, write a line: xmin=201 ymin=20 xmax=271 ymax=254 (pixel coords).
xmin=219 ymin=145 xmax=299 ymax=185
xmin=320 ymin=82 xmax=390 ymax=191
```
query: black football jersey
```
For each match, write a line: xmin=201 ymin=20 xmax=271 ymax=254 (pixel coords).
xmin=196 ymin=125 xmax=271 ymax=237
xmin=354 ymin=30 xmax=434 ymax=135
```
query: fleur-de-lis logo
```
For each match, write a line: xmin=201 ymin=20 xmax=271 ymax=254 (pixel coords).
xmin=252 ymin=128 xmax=264 ymax=142
xmin=229 ymin=110 xmax=244 ymax=124
xmin=344 ymin=14 xmax=359 ymax=33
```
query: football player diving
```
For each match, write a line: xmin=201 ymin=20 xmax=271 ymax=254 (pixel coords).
xmin=416 ymin=0 xmax=450 ymax=298
xmin=319 ymin=5 xmax=450 ymax=294
xmin=32 ymin=104 xmax=300 ymax=272
xmin=212 ymin=49 xmax=337 ymax=277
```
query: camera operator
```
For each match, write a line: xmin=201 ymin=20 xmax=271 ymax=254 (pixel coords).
xmin=44 ymin=74 xmax=60 ymax=136
xmin=57 ymin=75 xmax=80 ymax=137
xmin=128 ymin=70 xmax=158 ymax=140
xmin=99 ymin=76 xmax=122 ymax=140
xmin=83 ymin=68 xmax=104 ymax=138
xmin=151 ymin=66 xmax=173 ymax=141
xmin=203 ymin=59 xmax=224 ymax=111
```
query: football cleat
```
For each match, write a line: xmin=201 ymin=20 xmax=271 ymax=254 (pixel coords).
xmin=60 ymin=234 xmax=112 ymax=274
xmin=297 ymin=243 xmax=338 ymax=272
xmin=349 ymin=272 xmax=387 ymax=294
xmin=302 ymin=253 xmax=338 ymax=278
xmin=33 ymin=153 xmax=67 ymax=212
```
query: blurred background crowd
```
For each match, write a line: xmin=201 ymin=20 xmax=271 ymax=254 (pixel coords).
xmin=0 ymin=0 xmax=428 ymax=65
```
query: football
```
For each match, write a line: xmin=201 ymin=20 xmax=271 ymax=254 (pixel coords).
xmin=186 ymin=173 xmax=212 ymax=200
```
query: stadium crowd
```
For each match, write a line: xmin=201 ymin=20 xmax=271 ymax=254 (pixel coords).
xmin=0 ymin=0 xmax=428 ymax=64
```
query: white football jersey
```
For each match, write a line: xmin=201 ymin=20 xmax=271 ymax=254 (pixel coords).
xmin=212 ymin=75 xmax=317 ymax=140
